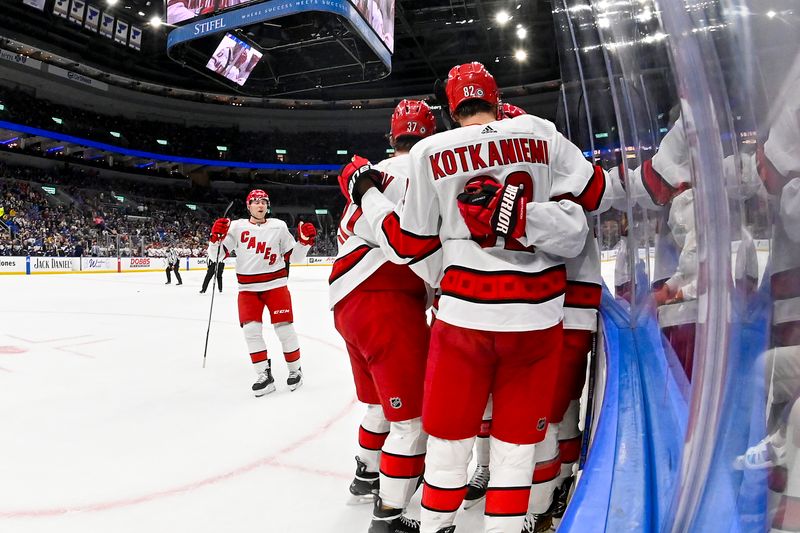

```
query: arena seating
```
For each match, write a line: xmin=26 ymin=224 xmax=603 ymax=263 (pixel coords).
xmin=0 ymin=162 xmax=342 ymax=257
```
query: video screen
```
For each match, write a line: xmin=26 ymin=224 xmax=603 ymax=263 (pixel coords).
xmin=166 ymin=0 xmax=258 ymax=26
xmin=349 ymin=0 xmax=395 ymax=52
xmin=205 ymin=33 xmax=263 ymax=86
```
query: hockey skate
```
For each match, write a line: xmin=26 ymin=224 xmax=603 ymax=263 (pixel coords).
xmin=550 ymin=476 xmax=574 ymax=528
xmin=733 ymin=432 xmax=787 ymax=470
xmin=463 ymin=464 xmax=489 ymax=510
xmin=287 ymin=368 xmax=303 ymax=391
xmin=252 ymin=367 xmax=276 ymax=397
xmin=521 ymin=512 xmax=553 ymax=533
xmin=368 ymin=497 xmax=420 ymax=533
xmin=348 ymin=456 xmax=379 ymax=505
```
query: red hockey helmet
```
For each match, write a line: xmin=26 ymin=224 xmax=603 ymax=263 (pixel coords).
xmin=246 ymin=189 xmax=270 ymax=207
xmin=390 ymin=99 xmax=437 ymax=141
xmin=445 ymin=62 xmax=499 ymax=117
xmin=499 ymin=102 xmax=527 ymax=119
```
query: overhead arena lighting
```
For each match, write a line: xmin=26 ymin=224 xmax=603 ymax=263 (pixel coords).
xmin=495 ymin=11 xmax=511 ymax=25
xmin=106 ymin=0 xmax=118 ymax=6
xmin=766 ymin=10 xmax=777 ymax=18
xmin=514 ymin=49 xmax=528 ymax=61
xmin=516 ymin=27 xmax=527 ymax=39
xmin=149 ymin=16 xmax=162 ymax=28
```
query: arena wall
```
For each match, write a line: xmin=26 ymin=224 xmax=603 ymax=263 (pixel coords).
xmin=0 ymin=256 xmax=338 ymax=275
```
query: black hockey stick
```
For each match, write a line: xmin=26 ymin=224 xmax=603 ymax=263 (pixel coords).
xmin=578 ymin=314 xmax=600 ymax=470
xmin=432 ymin=79 xmax=456 ymax=131
xmin=202 ymin=200 xmax=234 ymax=368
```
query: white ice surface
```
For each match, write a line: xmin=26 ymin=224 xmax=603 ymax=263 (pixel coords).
xmin=0 ymin=263 xmax=622 ymax=533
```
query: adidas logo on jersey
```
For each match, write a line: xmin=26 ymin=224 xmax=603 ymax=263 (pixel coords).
xmin=481 ymin=125 xmax=497 ymax=134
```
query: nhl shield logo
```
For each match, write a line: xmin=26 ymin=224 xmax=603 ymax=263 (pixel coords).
xmin=537 ymin=417 xmax=547 ymax=431
xmin=390 ymin=397 xmax=403 ymax=409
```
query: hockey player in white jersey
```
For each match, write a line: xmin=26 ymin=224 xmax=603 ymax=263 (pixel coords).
xmin=331 ymin=100 xmax=441 ymax=533
xmin=339 ymin=62 xmax=604 ymax=533
xmin=208 ymin=189 xmax=316 ymax=396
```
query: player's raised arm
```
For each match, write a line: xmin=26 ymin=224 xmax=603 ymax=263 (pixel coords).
xmin=339 ymin=155 xmax=442 ymax=266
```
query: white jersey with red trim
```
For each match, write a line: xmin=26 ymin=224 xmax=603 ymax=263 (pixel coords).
xmin=209 ymin=218 xmax=310 ymax=293
xmin=329 ymin=154 xmax=441 ymax=308
xmin=761 ymin=85 xmax=800 ymax=342
xmin=360 ymin=114 xmax=601 ymax=332
xmin=564 ymin=165 xmax=627 ymax=331
xmin=630 ymin=113 xmax=690 ymax=211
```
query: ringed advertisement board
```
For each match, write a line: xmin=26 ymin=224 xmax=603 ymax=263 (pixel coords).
xmin=0 ymin=256 xmax=330 ymax=274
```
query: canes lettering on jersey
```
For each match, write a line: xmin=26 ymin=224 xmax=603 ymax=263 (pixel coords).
xmin=210 ymin=218 xmax=310 ymax=293
xmin=239 ymin=229 xmax=279 ymax=264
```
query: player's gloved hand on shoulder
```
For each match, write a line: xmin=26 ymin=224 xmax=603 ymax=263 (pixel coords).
xmin=210 ymin=218 xmax=231 ymax=243
xmin=456 ymin=178 xmax=527 ymax=240
xmin=298 ymin=221 xmax=317 ymax=246
xmin=338 ymin=155 xmax=383 ymax=205
xmin=653 ymin=284 xmax=678 ymax=305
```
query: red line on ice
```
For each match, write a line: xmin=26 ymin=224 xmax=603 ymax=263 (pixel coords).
xmin=0 ymin=397 xmax=358 ymax=518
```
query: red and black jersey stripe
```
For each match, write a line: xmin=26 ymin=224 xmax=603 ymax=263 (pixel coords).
xmin=380 ymin=212 xmax=441 ymax=262
xmin=379 ymin=451 xmax=425 ymax=479
xmin=640 ymin=159 xmax=690 ymax=206
xmin=329 ymin=245 xmax=372 ymax=284
xmin=237 ymin=269 xmax=288 ymax=285
xmin=484 ymin=486 xmax=532 ymax=517
xmin=564 ymin=281 xmax=602 ymax=309
xmin=771 ymin=266 xmax=800 ymax=301
xmin=440 ymin=264 xmax=566 ymax=305
xmin=421 ymin=482 xmax=468 ymax=513
xmin=358 ymin=425 xmax=389 ymax=451
xmin=553 ymin=164 xmax=607 ymax=212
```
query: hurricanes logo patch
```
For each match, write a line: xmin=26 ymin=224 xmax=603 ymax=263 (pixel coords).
xmin=390 ymin=397 xmax=403 ymax=409
xmin=537 ymin=417 xmax=547 ymax=431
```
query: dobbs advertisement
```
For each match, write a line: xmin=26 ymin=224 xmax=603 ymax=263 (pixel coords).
xmin=122 ymin=257 xmax=157 ymax=271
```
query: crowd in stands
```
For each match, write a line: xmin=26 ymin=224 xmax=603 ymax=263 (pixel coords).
xmin=0 ymin=162 xmax=342 ymax=258
xmin=0 ymin=86 xmax=390 ymax=164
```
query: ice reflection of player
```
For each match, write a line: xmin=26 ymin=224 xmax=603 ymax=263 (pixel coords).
xmin=630 ymin=107 xmax=698 ymax=380
xmin=733 ymin=74 xmax=800 ymax=523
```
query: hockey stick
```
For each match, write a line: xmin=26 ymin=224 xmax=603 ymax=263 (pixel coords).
xmin=578 ymin=314 xmax=600 ymax=470
xmin=202 ymin=200 xmax=234 ymax=368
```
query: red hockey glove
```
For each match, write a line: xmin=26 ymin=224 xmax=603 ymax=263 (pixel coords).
xmin=210 ymin=218 xmax=231 ymax=243
xmin=338 ymin=155 xmax=382 ymax=205
xmin=653 ymin=284 xmax=677 ymax=305
xmin=298 ymin=222 xmax=317 ymax=246
xmin=456 ymin=178 xmax=526 ymax=240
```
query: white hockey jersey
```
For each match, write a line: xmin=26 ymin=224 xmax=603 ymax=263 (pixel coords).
xmin=329 ymin=154 xmax=441 ymax=308
xmin=563 ymin=165 xmax=627 ymax=331
xmin=762 ymin=84 xmax=800 ymax=345
xmin=209 ymin=218 xmax=310 ymax=293
xmin=360 ymin=114 xmax=601 ymax=332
